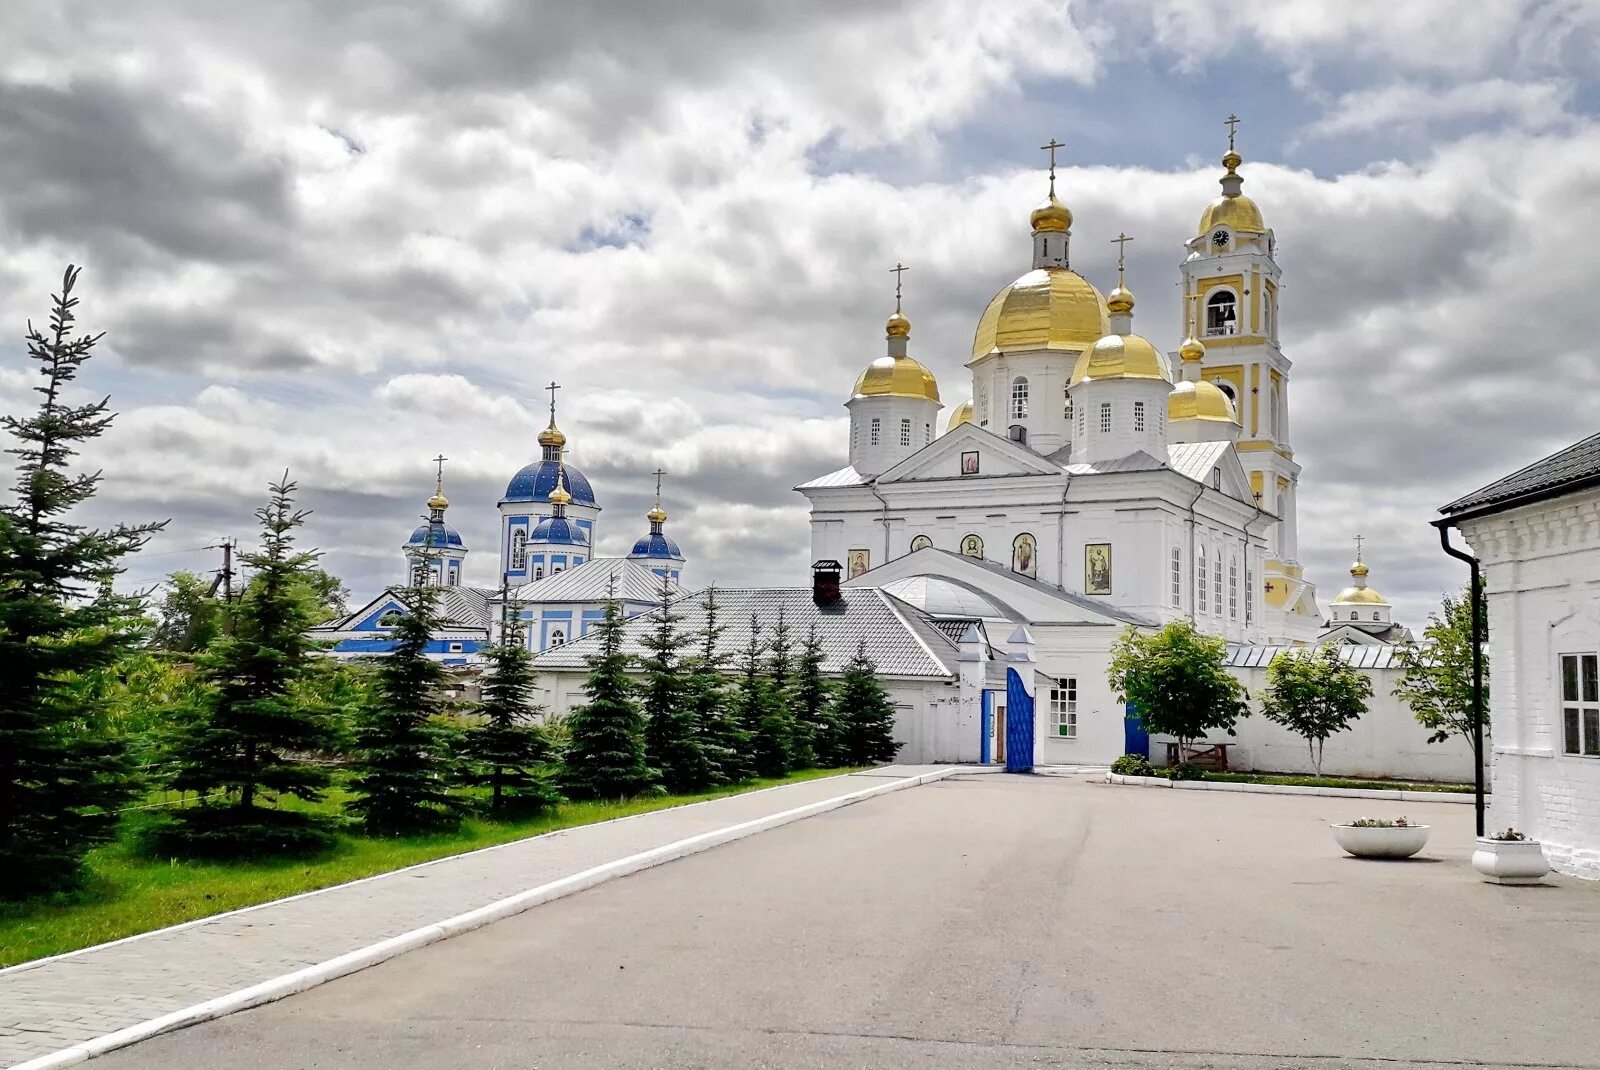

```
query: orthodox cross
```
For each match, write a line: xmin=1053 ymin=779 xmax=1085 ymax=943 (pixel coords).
xmin=889 ymin=262 xmax=908 ymax=313
xmin=433 ymin=453 xmax=447 ymax=489
xmin=1186 ymin=291 xmax=1201 ymax=336
xmin=545 ymin=380 xmax=560 ymax=425
xmin=1224 ymin=113 xmax=1240 ymax=151
xmin=1040 ymin=137 xmax=1065 ymax=193
xmin=652 ymin=466 xmax=665 ymax=505
xmin=1354 ymin=533 xmax=1365 ymax=562
xmin=1110 ymin=232 xmax=1133 ymax=285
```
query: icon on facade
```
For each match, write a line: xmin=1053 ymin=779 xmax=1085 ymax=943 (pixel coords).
xmin=961 ymin=534 xmax=984 ymax=559
xmin=1085 ymin=542 xmax=1112 ymax=594
xmin=910 ymin=535 xmax=933 ymax=552
xmin=961 ymin=451 xmax=980 ymax=475
xmin=1013 ymin=533 xmax=1037 ymax=578
xmin=847 ymin=549 xmax=870 ymax=578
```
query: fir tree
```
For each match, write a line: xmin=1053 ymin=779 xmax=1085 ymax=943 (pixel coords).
xmin=833 ymin=641 xmax=902 ymax=765
xmin=562 ymin=581 xmax=654 ymax=799
xmin=684 ymin=586 xmax=749 ymax=785
xmin=160 ymin=475 xmax=338 ymax=857
xmin=738 ymin=616 xmax=795 ymax=778
xmin=794 ymin=624 xmax=835 ymax=767
xmin=346 ymin=579 xmax=463 ymax=834
xmin=463 ymin=586 xmax=558 ymax=816
xmin=642 ymin=572 xmax=710 ymax=793
xmin=768 ymin=605 xmax=814 ymax=767
xmin=0 ymin=266 xmax=162 ymax=897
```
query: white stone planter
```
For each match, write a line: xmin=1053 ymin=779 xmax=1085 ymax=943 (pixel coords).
xmin=1471 ymin=838 xmax=1551 ymax=884
xmin=1332 ymin=823 xmax=1432 ymax=859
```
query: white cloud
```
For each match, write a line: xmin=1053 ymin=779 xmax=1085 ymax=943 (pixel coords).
xmin=1302 ymin=79 xmax=1574 ymax=141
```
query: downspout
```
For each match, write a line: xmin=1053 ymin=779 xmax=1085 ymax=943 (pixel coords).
xmin=1054 ymin=473 xmax=1072 ymax=589
xmin=868 ymin=478 xmax=892 ymax=563
xmin=1186 ymin=482 xmax=1205 ymax=624
xmin=1435 ymin=520 xmax=1487 ymax=838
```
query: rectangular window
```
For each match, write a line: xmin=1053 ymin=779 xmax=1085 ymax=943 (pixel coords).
xmin=1011 ymin=379 xmax=1029 ymax=419
xmin=1064 ymin=389 xmax=1072 ymax=422
xmin=1213 ymin=550 xmax=1223 ymax=615
xmin=1099 ymin=402 xmax=1111 ymax=433
xmin=1561 ymin=653 xmax=1600 ymax=756
xmin=925 ymin=423 xmax=932 ymax=444
xmin=900 ymin=418 xmax=911 ymax=446
xmin=1049 ymin=677 xmax=1077 ymax=738
xmin=1134 ymin=401 xmax=1145 ymax=432
xmin=1228 ymin=556 xmax=1239 ymax=619
xmin=1170 ymin=547 xmax=1182 ymax=608
xmin=1197 ymin=547 xmax=1208 ymax=614
xmin=1245 ymin=567 xmax=1254 ymax=625
xmin=870 ymin=417 xmax=880 ymax=446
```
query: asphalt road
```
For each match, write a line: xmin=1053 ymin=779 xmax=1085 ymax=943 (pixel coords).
xmin=99 ymin=774 xmax=1600 ymax=1069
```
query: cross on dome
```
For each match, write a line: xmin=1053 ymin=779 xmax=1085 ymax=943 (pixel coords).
xmin=886 ymin=262 xmax=911 ymax=338
xmin=538 ymin=380 xmax=567 ymax=452
xmin=1040 ymin=137 xmax=1065 ymax=194
xmin=648 ymin=467 xmax=668 ymax=524
xmin=1107 ymin=232 xmax=1135 ymax=316
xmin=1224 ymin=113 xmax=1240 ymax=152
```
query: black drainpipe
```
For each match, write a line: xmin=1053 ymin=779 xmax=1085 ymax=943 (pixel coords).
xmin=1434 ymin=520 xmax=1486 ymax=837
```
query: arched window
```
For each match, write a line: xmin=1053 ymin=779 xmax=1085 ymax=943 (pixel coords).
xmin=1373 ymin=611 xmax=1381 ymax=622
xmin=960 ymin=534 xmax=984 ymax=559
xmin=1134 ymin=400 xmax=1145 ymax=432
xmin=924 ymin=422 xmax=932 ymax=444
xmin=549 ymin=628 xmax=566 ymax=647
xmin=1063 ymin=386 xmax=1072 ymax=421
xmin=1206 ymin=290 xmax=1237 ymax=336
xmin=378 ymin=610 xmax=404 ymax=627
xmin=1008 ymin=424 xmax=1027 ymax=443
xmin=900 ymin=418 xmax=911 ymax=446
xmin=1197 ymin=543 xmax=1208 ymax=613
xmin=1011 ymin=376 xmax=1029 ymax=419
xmin=510 ymin=528 xmax=527 ymax=570
xmin=534 ymin=566 xmax=544 ymax=581
xmin=1213 ymin=547 xmax=1223 ymax=614
xmin=1228 ymin=555 xmax=1239 ymax=619
xmin=870 ymin=417 xmax=880 ymax=446
xmin=1214 ymin=380 xmax=1236 ymax=404
xmin=1170 ymin=547 xmax=1182 ymax=608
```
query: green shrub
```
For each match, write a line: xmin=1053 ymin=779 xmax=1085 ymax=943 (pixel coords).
xmin=1168 ymin=762 xmax=1205 ymax=781
xmin=1110 ymin=754 xmax=1154 ymax=777
xmin=141 ymin=805 xmax=341 ymax=860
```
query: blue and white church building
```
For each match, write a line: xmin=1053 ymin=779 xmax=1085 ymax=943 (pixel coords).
xmin=311 ymin=392 xmax=688 ymax=663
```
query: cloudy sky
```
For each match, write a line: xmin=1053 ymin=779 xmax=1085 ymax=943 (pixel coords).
xmin=4 ymin=0 xmax=1600 ymax=628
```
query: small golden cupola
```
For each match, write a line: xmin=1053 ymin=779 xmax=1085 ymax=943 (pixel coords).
xmin=1068 ymin=234 xmax=1170 ymax=388
xmin=1330 ymin=539 xmax=1393 ymax=628
xmin=945 ymin=399 xmax=974 ymax=433
xmin=1198 ymin=117 xmax=1266 ymax=238
xmin=847 ymin=265 xmax=944 ymax=479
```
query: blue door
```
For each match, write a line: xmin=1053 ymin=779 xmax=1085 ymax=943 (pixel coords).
xmin=1123 ymin=702 xmax=1149 ymax=758
xmin=1005 ymin=667 xmax=1034 ymax=773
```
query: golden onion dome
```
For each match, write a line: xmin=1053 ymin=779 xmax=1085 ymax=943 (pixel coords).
xmin=1178 ymin=333 xmax=1206 ymax=363
xmin=1030 ymin=193 xmax=1071 ymax=233
xmin=971 ymin=268 xmax=1109 ymax=361
xmin=852 ymin=354 xmax=941 ymax=404
xmin=885 ymin=311 xmax=911 ymax=338
xmin=647 ymin=504 xmax=668 ymax=524
xmin=538 ymin=423 xmax=567 ymax=449
xmin=1350 ymin=560 xmax=1370 ymax=578
xmin=1332 ymin=584 xmax=1386 ymax=606
xmin=1167 ymin=380 xmax=1237 ymax=423
xmin=1069 ymin=331 xmax=1172 ymax=386
xmin=1106 ymin=284 xmax=1135 ymax=316
xmin=946 ymin=399 xmax=973 ymax=432
xmin=1197 ymin=149 xmax=1265 ymax=236
xmin=548 ymin=483 xmax=572 ymax=507
xmin=427 ymin=491 xmax=449 ymax=511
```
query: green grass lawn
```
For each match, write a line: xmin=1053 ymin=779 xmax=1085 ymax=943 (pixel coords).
xmin=0 ymin=768 xmax=859 ymax=968
xmin=1165 ymin=769 xmax=1473 ymax=793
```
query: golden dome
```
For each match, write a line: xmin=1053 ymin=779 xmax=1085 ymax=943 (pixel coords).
xmin=1168 ymin=380 xmax=1237 ymax=423
xmin=1178 ymin=333 xmax=1206 ymax=363
xmin=1106 ymin=284 xmax=1134 ymax=316
xmin=647 ymin=504 xmax=667 ymax=524
xmin=1332 ymin=585 xmax=1386 ymax=606
xmin=1070 ymin=332 xmax=1171 ymax=386
xmin=947 ymin=399 xmax=973 ymax=432
xmin=885 ymin=311 xmax=911 ymax=338
xmin=549 ymin=467 xmax=572 ymax=507
xmin=427 ymin=491 xmax=449 ymax=510
xmin=1350 ymin=560 xmax=1370 ymax=578
xmin=1197 ymin=150 xmax=1265 ymax=236
xmin=853 ymin=355 xmax=941 ymax=403
xmin=971 ymin=268 xmax=1109 ymax=361
xmin=538 ymin=423 xmax=567 ymax=449
xmin=1030 ymin=193 xmax=1071 ymax=233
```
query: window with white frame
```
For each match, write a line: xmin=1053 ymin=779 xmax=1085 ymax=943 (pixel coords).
xmin=1099 ymin=402 xmax=1111 ymax=433
xmin=1170 ymin=547 xmax=1182 ymax=608
xmin=1228 ymin=555 xmax=1239 ymax=619
xmin=925 ymin=422 xmax=932 ymax=444
xmin=1049 ymin=677 xmax=1078 ymax=738
xmin=1077 ymin=405 xmax=1084 ymax=438
xmin=1064 ymin=386 xmax=1072 ymax=421
xmin=1245 ymin=566 xmax=1254 ymax=625
xmin=1197 ymin=543 xmax=1208 ymax=613
xmin=870 ymin=417 xmax=880 ymax=446
xmin=900 ymin=417 xmax=911 ymax=446
xmin=549 ymin=628 xmax=566 ymax=648
xmin=510 ymin=528 xmax=527 ymax=570
xmin=1134 ymin=400 xmax=1145 ymax=432
xmin=1011 ymin=376 xmax=1029 ymax=419
xmin=1213 ymin=548 xmax=1223 ymax=615
xmin=1562 ymin=653 xmax=1600 ymax=757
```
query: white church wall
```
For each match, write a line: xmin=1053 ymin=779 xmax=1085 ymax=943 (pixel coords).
xmin=1461 ymin=491 xmax=1600 ymax=880
xmin=1031 ymin=627 xmax=1124 ymax=765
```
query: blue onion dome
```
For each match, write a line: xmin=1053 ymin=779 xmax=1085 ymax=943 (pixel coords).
xmin=530 ymin=514 xmax=589 ymax=547
xmin=502 ymin=459 xmax=598 ymax=506
xmin=629 ymin=530 xmax=682 ymax=560
xmin=407 ymin=521 xmax=465 ymax=550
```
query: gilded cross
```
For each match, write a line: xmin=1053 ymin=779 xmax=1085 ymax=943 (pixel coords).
xmin=433 ymin=453 xmax=447 ymax=484
xmin=1224 ymin=113 xmax=1240 ymax=151
xmin=652 ymin=466 xmax=665 ymax=503
xmin=1354 ymin=533 xmax=1365 ymax=562
xmin=1110 ymin=232 xmax=1133 ymax=284
xmin=889 ymin=262 xmax=908 ymax=312
xmin=545 ymin=380 xmax=560 ymax=424
xmin=1040 ymin=137 xmax=1065 ymax=192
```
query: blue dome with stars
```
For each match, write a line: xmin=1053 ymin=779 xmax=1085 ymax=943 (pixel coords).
xmin=530 ymin=514 xmax=589 ymax=546
xmin=503 ymin=460 xmax=598 ymax=507
xmin=406 ymin=522 xmax=465 ymax=550
xmin=629 ymin=531 xmax=682 ymax=560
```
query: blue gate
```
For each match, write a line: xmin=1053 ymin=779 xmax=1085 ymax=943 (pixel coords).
xmin=1123 ymin=702 xmax=1149 ymax=758
xmin=1005 ymin=667 xmax=1034 ymax=773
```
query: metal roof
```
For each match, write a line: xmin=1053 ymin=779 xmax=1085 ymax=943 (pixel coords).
xmin=795 ymin=465 xmax=866 ymax=490
xmin=1440 ymin=430 xmax=1600 ymax=520
xmin=511 ymin=557 xmax=667 ymax=604
xmin=530 ymin=587 xmax=957 ymax=678
xmin=1223 ymin=644 xmax=1408 ymax=670
xmin=911 ymin=548 xmax=1158 ymax=626
xmin=1165 ymin=440 xmax=1234 ymax=483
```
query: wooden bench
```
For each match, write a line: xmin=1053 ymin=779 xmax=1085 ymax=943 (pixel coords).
xmin=1164 ymin=741 xmax=1234 ymax=771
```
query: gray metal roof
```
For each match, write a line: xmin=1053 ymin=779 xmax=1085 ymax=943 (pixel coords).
xmin=511 ymin=557 xmax=667 ymax=604
xmin=1224 ymin=644 xmax=1408 ymax=670
xmin=1441 ymin=430 xmax=1600 ymax=519
xmin=530 ymin=587 xmax=957 ymax=678
xmin=795 ymin=464 xmax=866 ymax=490
xmin=916 ymin=548 xmax=1158 ymax=626
xmin=1165 ymin=440 xmax=1234 ymax=483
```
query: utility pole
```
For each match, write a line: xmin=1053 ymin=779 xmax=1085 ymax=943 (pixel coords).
xmin=206 ymin=538 xmax=236 ymax=602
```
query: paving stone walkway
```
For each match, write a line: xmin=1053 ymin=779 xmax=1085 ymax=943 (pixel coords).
xmin=0 ymin=768 xmax=948 ymax=1068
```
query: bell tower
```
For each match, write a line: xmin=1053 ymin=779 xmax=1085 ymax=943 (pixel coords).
xmin=1179 ymin=116 xmax=1318 ymax=642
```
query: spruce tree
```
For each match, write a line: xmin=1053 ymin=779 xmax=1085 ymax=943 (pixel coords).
xmin=463 ymin=587 xmax=558 ymax=815
xmin=0 ymin=266 xmax=162 ymax=897
xmin=562 ymin=582 xmax=654 ymax=799
xmin=347 ymin=580 xmax=463 ymax=834
xmin=642 ymin=572 xmax=710 ymax=793
xmin=684 ymin=586 xmax=749 ymax=785
xmin=768 ymin=605 xmax=814 ymax=767
xmin=738 ymin=616 xmax=794 ymax=778
xmin=794 ymin=624 xmax=835 ymax=767
xmin=833 ymin=641 xmax=902 ymax=765
xmin=160 ymin=476 xmax=338 ymax=857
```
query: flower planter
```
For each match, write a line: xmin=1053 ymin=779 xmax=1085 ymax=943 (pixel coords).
xmin=1471 ymin=838 xmax=1550 ymax=884
xmin=1332 ymin=823 xmax=1431 ymax=859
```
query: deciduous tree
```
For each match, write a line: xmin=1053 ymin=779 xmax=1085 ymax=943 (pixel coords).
xmin=1108 ymin=620 xmax=1250 ymax=764
xmin=1394 ymin=585 xmax=1488 ymax=747
xmin=1261 ymin=644 xmax=1372 ymax=775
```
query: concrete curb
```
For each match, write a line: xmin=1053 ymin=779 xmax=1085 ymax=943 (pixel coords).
xmin=1104 ymin=771 xmax=1475 ymax=804
xmin=11 ymin=768 xmax=956 ymax=1070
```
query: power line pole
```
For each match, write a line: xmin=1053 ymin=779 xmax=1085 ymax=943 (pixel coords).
xmin=207 ymin=538 xmax=235 ymax=602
